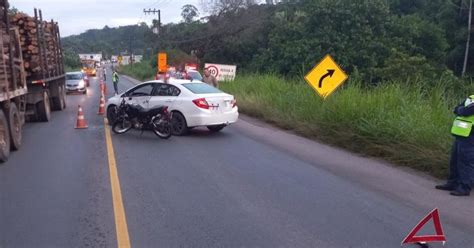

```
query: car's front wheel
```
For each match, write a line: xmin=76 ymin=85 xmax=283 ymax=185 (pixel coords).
xmin=171 ymin=112 xmax=188 ymax=136
xmin=106 ymin=105 xmax=118 ymax=125
xmin=207 ymin=124 xmax=225 ymax=132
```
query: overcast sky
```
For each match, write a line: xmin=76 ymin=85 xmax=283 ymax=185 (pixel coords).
xmin=12 ymin=0 xmax=202 ymax=37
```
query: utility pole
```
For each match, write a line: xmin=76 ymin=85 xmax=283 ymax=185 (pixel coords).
xmin=143 ymin=8 xmax=161 ymax=35
xmin=129 ymin=36 xmax=133 ymax=67
xmin=463 ymin=0 xmax=472 ymax=77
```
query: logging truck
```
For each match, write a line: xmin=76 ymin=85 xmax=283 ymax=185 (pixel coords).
xmin=0 ymin=1 xmax=66 ymax=162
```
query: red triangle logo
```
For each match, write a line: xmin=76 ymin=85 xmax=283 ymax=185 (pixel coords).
xmin=402 ymin=208 xmax=446 ymax=245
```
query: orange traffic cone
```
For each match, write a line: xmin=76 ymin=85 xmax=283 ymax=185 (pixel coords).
xmin=75 ymin=105 xmax=88 ymax=129
xmin=103 ymin=82 xmax=108 ymax=95
xmin=98 ymin=94 xmax=106 ymax=115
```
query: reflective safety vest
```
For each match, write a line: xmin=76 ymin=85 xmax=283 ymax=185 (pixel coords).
xmin=451 ymin=95 xmax=474 ymax=137
xmin=112 ymin=72 xmax=119 ymax=82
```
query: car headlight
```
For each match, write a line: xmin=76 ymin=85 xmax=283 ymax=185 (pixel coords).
xmin=78 ymin=80 xmax=85 ymax=88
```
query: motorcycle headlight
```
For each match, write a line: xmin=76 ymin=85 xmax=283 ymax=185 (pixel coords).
xmin=78 ymin=80 xmax=85 ymax=88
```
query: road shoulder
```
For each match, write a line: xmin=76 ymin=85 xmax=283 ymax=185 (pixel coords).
xmin=233 ymin=114 xmax=474 ymax=233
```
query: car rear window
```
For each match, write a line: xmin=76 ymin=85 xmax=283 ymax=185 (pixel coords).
xmin=182 ymin=83 xmax=223 ymax=94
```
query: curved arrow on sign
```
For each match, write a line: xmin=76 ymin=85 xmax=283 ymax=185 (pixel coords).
xmin=318 ymin=69 xmax=335 ymax=88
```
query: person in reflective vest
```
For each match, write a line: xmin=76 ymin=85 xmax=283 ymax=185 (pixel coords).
xmin=112 ymin=70 xmax=119 ymax=95
xmin=436 ymin=95 xmax=474 ymax=196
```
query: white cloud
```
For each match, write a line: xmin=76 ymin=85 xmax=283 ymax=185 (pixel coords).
xmin=11 ymin=0 xmax=202 ymax=36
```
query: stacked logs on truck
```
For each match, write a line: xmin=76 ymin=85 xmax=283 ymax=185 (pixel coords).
xmin=0 ymin=7 xmax=17 ymax=90
xmin=10 ymin=12 xmax=60 ymax=79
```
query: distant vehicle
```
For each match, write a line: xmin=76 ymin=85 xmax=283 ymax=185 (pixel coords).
xmin=165 ymin=69 xmax=203 ymax=82
xmin=81 ymin=59 xmax=97 ymax=76
xmin=65 ymin=72 xmax=87 ymax=94
xmin=106 ymin=80 xmax=238 ymax=135
xmin=186 ymin=70 xmax=203 ymax=82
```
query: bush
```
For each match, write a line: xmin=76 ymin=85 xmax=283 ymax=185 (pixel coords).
xmin=118 ymin=60 xmax=155 ymax=81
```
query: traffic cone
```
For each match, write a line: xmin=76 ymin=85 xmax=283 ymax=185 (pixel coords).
xmin=75 ymin=105 xmax=88 ymax=129
xmin=98 ymin=94 xmax=106 ymax=115
xmin=103 ymin=82 xmax=108 ymax=95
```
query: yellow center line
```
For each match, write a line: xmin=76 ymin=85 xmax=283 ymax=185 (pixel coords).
xmin=104 ymin=119 xmax=131 ymax=248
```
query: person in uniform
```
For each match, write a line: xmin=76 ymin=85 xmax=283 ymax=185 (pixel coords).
xmin=112 ymin=70 xmax=119 ymax=95
xmin=436 ymin=95 xmax=474 ymax=196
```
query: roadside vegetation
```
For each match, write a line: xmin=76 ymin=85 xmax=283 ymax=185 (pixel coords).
xmin=118 ymin=61 xmax=155 ymax=81
xmin=221 ymin=74 xmax=474 ymax=178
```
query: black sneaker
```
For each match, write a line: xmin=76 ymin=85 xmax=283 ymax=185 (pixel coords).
xmin=435 ymin=183 xmax=457 ymax=191
xmin=450 ymin=184 xmax=471 ymax=196
xmin=450 ymin=190 xmax=470 ymax=196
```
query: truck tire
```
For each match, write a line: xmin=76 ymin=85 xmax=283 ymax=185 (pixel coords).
xmin=8 ymin=103 xmax=22 ymax=151
xmin=37 ymin=91 xmax=51 ymax=122
xmin=0 ymin=110 xmax=11 ymax=163
xmin=52 ymin=84 xmax=66 ymax=111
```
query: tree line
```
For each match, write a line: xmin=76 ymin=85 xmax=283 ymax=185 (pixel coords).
xmin=62 ymin=0 xmax=474 ymax=84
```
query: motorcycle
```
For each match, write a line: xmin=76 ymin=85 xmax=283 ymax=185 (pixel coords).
xmin=112 ymin=98 xmax=172 ymax=139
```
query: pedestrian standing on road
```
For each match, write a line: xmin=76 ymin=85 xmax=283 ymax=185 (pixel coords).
xmin=202 ymin=69 xmax=218 ymax=88
xmin=436 ymin=95 xmax=474 ymax=196
xmin=103 ymin=67 xmax=107 ymax=81
xmin=112 ymin=70 xmax=119 ymax=95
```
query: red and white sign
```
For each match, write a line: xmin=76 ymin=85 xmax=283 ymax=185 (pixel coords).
xmin=204 ymin=63 xmax=237 ymax=81
xmin=401 ymin=208 xmax=446 ymax=245
xmin=185 ymin=63 xmax=198 ymax=71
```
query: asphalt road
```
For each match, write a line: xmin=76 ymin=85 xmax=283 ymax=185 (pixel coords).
xmin=1 ymin=67 xmax=473 ymax=248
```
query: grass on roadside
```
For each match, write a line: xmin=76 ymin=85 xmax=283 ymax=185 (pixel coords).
xmin=118 ymin=61 xmax=155 ymax=81
xmin=221 ymin=74 xmax=473 ymax=178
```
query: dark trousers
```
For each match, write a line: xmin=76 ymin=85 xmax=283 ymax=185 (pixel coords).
xmin=113 ymin=81 xmax=118 ymax=94
xmin=448 ymin=139 xmax=474 ymax=191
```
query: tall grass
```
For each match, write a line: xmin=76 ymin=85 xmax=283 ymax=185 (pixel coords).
xmin=119 ymin=61 xmax=155 ymax=81
xmin=221 ymin=74 xmax=473 ymax=178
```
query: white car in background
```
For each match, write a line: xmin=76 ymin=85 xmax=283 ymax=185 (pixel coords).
xmin=65 ymin=72 xmax=87 ymax=94
xmin=106 ymin=80 xmax=238 ymax=135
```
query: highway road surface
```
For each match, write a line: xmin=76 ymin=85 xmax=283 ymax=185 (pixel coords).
xmin=1 ymin=67 xmax=473 ymax=248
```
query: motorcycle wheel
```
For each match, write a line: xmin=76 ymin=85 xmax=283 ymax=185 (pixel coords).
xmin=112 ymin=118 xmax=132 ymax=134
xmin=152 ymin=118 xmax=172 ymax=139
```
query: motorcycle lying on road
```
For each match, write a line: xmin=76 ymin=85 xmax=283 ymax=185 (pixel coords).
xmin=112 ymin=98 xmax=172 ymax=139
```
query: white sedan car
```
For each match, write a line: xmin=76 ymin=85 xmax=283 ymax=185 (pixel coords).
xmin=106 ymin=80 xmax=238 ymax=135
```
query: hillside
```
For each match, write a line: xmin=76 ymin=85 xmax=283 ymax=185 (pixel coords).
xmin=62 ymin=0 xmax=474 ymax=82
xmin=61 ymin=23 xmax=151 ymax=57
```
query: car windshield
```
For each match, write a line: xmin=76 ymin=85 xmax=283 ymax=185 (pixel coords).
xmin=182 ymin=83 xmax=223 ymax=94
xmin=66 ymin=73 xmax=82 ymax=80
xmin=187 ymin=71 xmax=203 ymax=81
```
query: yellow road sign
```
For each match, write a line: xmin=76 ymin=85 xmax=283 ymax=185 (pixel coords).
xmin=158 ymin=53 xmax=167 ymax=73
xmin=304 ymin=54 xmax=348 ymax=99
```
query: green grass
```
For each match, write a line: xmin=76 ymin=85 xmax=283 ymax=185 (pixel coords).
xmin=118 ymin=61 xmax=155 ymax=81
xmin=65 ymin=66 xmax=81 ymax=72
xmin=221 ymin=74 xmax=474 ymax=178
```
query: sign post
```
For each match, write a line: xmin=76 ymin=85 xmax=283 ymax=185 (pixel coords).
xmin=304 ymin=54 xmax=348 ymax=100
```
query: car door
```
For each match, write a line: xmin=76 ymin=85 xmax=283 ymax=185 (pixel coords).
xmin=148 ymin=83 xmax=181 ymax=109
xmin=123 ymin=83 xmax=155 ymax=108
